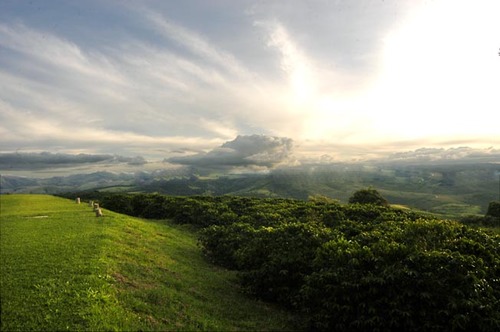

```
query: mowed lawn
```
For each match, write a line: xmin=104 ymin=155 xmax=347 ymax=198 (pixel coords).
xmin=0 ymin=195 xmax=296 ymax=331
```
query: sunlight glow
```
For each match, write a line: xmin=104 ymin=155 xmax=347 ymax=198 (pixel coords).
xmin=268 ymin=0 xmax=500 ymax=148
xmin=364 ymin=0 xmax=500 ymax=142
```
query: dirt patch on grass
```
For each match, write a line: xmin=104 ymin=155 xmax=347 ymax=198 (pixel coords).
xmin=112 ymin=272 xmax=138 ymax=289
xmin=112 ymin=271 xmax=158 ymax=290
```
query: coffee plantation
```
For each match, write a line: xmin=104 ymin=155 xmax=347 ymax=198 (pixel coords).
xmin=59 ymin=191 xmax=500 ymax=331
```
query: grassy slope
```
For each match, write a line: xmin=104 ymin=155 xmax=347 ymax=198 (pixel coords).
xmin=0 ymin=195 xmax=296 ymax=331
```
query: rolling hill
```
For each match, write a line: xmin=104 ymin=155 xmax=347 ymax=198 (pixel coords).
xmin=2 ymin=161 xmax=499 ymax=219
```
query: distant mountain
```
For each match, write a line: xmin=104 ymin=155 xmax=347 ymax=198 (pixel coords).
xmin=0 ymin=175 xmax=39 ymax=191
xmin=1 ymin=161 xmax=499 ymax=219
xmin=0 ymin=171 xmax=132 ymax=194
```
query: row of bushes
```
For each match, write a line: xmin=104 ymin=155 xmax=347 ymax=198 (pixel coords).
xmin=198 ymin=212 xmax=500 ymax=330
xmin=60 ymin=191 xmax=500 ymax=331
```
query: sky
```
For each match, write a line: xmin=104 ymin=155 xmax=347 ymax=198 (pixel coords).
xmin=1 ymin=0 xmax=500 ymax=172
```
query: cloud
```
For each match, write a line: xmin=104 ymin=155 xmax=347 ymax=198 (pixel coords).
xmin=0 ymin=14 xmax=276 ymax=156
xmin=381 ymin=147 xmax=500 ymax=164
xmin=0 ymin=22 xmax=234 ymax=156
xmin=114 ymin=155 xmax=147 ymax=166
xmin=144 ymin=10 xmax=251 ymax=80
xmin=0 ymin=1 xmax=498 ymax=166
xmin=0 ymin=152 xmax=147 ymax=170
xmin=168 ymin=135 xmax=294 ymax=169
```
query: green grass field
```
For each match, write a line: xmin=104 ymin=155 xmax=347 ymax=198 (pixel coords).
xmin=0 ymin=195 xmax=297 ymax=331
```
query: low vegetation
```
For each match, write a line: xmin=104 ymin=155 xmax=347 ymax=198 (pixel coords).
xmin=57 ymin=190 xmax=500 ymax=331
xmin=3 ymin=191 xmax=499 ymax=331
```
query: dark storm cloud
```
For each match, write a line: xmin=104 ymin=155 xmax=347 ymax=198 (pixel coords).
xmin=168 ymin=135 xmax=294 ymax=169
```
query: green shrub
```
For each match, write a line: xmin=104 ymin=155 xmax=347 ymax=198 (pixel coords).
xmin=486 ymin=201 xmax=500 ymax=218
xmin=460 ymin=215 xmax=500 ymax=227
xmin=236 ymin=222 xmax=334 ymax=305
xmin=343 ymin=203 xmax=388 ymax=223
xmin=348 ymin=188 xmax=389 ymax=206
xmin=199 ymin=223 xmax=256 ymax=269
xmin=300 ymin=220 xmax=500 ymax=331
xmin=173 ymin=198 xmax=236 ymax=227
xmin=99 ymin=194 xmax=133 ymax=215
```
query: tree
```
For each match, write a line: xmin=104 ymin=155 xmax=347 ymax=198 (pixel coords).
xmin=486 ymin=201 xmax=500 ymax=218
xmin=348 ymin=188 xmax=389 ymax=206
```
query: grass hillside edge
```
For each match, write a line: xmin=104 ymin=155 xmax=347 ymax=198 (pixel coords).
xmin=0 ymin=195 xmax=297 ymax=331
